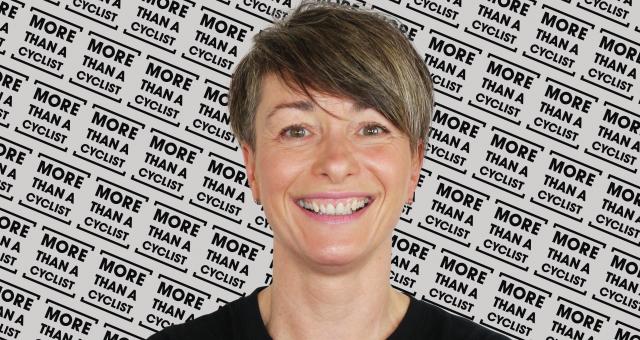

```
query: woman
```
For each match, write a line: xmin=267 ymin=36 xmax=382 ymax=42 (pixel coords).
xmin=148 ymin=1 xmax=508 ymax=339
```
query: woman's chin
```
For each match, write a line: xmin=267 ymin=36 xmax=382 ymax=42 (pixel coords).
xmin=302 ymin=243 xmax=369 ymax=270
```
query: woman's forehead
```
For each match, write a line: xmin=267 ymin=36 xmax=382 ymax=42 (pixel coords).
xmin=259 ymin=74 xmax=372 ymax=120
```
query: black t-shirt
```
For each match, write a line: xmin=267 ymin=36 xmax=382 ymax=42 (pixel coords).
xmin=147 ymin=285 xmax=510 ymax=339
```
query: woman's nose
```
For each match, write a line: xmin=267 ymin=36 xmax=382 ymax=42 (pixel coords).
xmin=311 ymin=131 xmax=360 ymax=183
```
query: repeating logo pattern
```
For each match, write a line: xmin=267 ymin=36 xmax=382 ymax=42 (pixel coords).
xmin=0 ymin=0 xmax=638 ymax=339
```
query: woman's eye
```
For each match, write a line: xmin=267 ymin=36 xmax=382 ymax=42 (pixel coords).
xmin=361 ymin=123 xmax=389 ymax=136
xmin=279 ymin=123 xmax=389 ymax=139
xmin=280 ymin=124 xmax=308 ymax=139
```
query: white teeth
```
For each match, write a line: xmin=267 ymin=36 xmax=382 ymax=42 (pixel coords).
xmin=297 ymin=198 xmax=370 ymax=216
xmin=327 ymin=204 xmax=336 ymax=214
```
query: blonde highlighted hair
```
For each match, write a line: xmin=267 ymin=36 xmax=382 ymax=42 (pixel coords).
xmin=229 ymin=0 xmax=434 ymax=156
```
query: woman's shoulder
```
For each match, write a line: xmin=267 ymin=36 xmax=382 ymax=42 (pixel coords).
xmin=396 ymin=296 xmax=511 ymax=340
xmin=146 ymin=300 xmax=236 ymax=340
xmin=145 ymin=285 xmax=270 ymax=340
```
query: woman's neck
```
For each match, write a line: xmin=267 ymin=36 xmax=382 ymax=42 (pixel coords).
xmin=258 ymin=239 xmax=410 ymax=340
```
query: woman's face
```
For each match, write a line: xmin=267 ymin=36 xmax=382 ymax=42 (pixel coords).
xmin=242 ymin=73 xmax=424 ymax=270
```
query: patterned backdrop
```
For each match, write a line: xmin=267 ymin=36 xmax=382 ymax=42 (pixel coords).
xmin=0 ymin=0 xmax=638 ymax=339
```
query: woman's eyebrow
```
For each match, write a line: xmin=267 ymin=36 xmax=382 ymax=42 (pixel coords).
xmin=267 ymin=100 xmax=314 ymax=120
xmin=266 ymin=99 xmax=369 ymax=121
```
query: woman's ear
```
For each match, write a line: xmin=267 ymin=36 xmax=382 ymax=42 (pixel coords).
xmin=241 ymin=143 xmax=260 ymax=203
xmin=407 ymin=140 xmax=425 ymax=202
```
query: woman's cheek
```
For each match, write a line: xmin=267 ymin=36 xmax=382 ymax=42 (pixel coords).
xmin=361 ymin=144 xmax=406 ymax=167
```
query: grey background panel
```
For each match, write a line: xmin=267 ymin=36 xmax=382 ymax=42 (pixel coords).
xmin=0 ymin=0 xmax=638 ymax=339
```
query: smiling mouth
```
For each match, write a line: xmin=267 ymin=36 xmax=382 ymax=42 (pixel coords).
xmin=296 ymin=197 xmax=373 ymax=216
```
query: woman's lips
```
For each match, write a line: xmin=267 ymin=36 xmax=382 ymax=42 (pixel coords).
xmin=295 ymin=192 xmax=373 ymax=200
xmin=294 ymin=197 xmax=373 ymax=225
xmin=294 ymin=192 xmax=373 ymax=208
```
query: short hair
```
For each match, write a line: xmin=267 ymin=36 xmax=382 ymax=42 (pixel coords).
xmin=229 ymin=0 xmax=433 ymax=156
